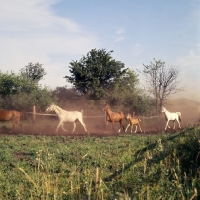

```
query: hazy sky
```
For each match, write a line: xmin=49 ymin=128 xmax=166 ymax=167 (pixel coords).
xmin=0 ymin=0 xmax=200 ymax=101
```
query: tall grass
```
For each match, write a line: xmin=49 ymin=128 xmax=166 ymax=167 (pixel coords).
xmin=0 ymin=125 xmax=199 ymax=199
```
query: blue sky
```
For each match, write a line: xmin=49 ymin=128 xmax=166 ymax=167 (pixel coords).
xmin=0 ymin=0 xmax=200 ymax=101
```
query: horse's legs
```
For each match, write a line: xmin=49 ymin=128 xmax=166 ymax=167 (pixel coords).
xmin=15 ymin=117 xmax=24 ymax=132
xmin=138 ymin=124 xmax=142 ymax=132
xmin=125 ymin=124 xmax=130 ymax=132
xmin=173 ymin=120 xmax=176 ymax=129
xmin=112 ymin=122 xmax=117 ymax=132
xmin=118 ymin=120 xmax=125 ymax=133
xmin=118 ymin=123 xmax=122 ymax=133
xmin=78 ymin=118 xmax=87 ymax=132
xmin=130 ymin=124 xmax=133 ymax=133
xmin=71 ymin=122 xmax=76 ymax=133
xmin=61 ymin=123 xmax=68 ymax=132
xmin=165 ymin=121 xmax=170 ymax=130
xmin=9 ymin=121 xmax=15 ymax=133
xmin=134 ymin=125 xmax=138 ymax=133
xmin=177 ymin=119 xmax=181 ymax=129
xmin=118 ymin=121 xmax=125 ymax=133
xmin=105 ymin=121 xmax=108 ymax=133
xmin=55 ymin=121 xmax=63 ymax=134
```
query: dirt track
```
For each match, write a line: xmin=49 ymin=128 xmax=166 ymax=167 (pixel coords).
xmin=1 ymin=99 xmax=200 ymax=137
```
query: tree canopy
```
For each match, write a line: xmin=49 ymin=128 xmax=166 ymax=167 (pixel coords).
xmin=64 ymin=49 xmax=128 ymax=100
xmin=20 ymin=62 xmax=46 ymax=82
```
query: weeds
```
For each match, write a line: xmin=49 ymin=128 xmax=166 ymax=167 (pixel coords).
xmin=0 ymin=125 xmax=199 ymax=199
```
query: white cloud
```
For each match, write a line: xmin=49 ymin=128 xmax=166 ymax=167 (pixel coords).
xmin=132 ymin=43 xmax=144 ymax=55
xmin=0 ymin=0 xmax=99 ymax=87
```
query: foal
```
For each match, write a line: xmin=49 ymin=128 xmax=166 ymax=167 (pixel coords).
xmin=125 ymin=113 xmax=143 ymax=133
xmin=102 ymin=104 xmax=126 ymax=133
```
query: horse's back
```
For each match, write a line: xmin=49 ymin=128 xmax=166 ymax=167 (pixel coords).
xmin=63 ymin=110 xmax=83 ymax=122
xmin=0 ymin=109 xmax=14 ymax=121
xmin=110 ymin=112 xmax=125 ymax=121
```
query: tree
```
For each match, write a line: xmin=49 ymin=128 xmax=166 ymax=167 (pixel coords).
xmin=20 ymin=62 xmax=46 ymax=82
xmin=108 ymin=69 xmax=153 ymax=113
xmin=142 ymin=59 xmax=183 ymax=114
xmin=0 ymin=70 xmax=54 ymax=110
xmin=64 ymin=49 xmax=128 ymax=100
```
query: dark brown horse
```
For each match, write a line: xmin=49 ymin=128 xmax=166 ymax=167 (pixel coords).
xmin=102 ymin=104 xmax=126 ymax=133
xmin=0 ymin=109 xmax=25 ymax=133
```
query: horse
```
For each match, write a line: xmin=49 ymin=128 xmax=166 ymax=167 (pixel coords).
xmin=45 ymin=104 xmax=88 ymax=134
xmin=102 ymin=104 xmax=126 ymax=133
xmin=125 ymin=113 xmax=143 ymax=133
xmin=0 ymin=109 xmax=25 ymax=133
xmin=161 ymin=107 xmax=181 ymax=130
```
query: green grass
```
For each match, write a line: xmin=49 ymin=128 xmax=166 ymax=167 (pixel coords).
xmin=0 ymin=125 xmax=200 ymax=199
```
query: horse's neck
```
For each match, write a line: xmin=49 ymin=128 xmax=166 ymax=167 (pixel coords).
xmin=105 ymin=108 xmax=113 ymax=117
xmin=164 ymin=110 xmax=170 ymax=115
xmin=54 ymin=106 xmax=63 ymax=115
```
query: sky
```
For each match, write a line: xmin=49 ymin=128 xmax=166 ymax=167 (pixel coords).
xmin=0 ymin=0 xmax=200 ymax=101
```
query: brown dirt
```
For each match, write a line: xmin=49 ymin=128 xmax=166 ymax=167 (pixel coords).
xmin=0 ymin=98 xmax=200 ymax=137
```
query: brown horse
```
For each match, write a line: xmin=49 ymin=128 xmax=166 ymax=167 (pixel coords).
xmin=0 ymin=109 xmax=25 ymax=133
xmin=102 ymin=104 xmax=126 ymax=133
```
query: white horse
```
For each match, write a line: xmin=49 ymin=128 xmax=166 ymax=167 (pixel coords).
xmin=45 ymin=104 xmax=87 ymax=134
xmin=161 ymin=107 xmax=181 ymax=130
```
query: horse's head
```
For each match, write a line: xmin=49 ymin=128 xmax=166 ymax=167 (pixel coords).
xmin=161 ymin=107 xmax=166 ymax=113
xmin=45 ymin=104 xmax=56 ymax=112
xmin=102 ymin=104 xmax=109 ymax=112
xmin=126 ymin=113 xmax=131 ymax=119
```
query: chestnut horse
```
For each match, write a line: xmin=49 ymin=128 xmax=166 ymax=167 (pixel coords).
xmin=102 ymin=104 xmax=126 ymax=133
xmin=0 ymin=109 xmax=25 ymax=133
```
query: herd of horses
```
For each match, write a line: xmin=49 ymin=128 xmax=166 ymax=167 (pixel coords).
xmin=0 ymin=103 xmax=182 ymax=134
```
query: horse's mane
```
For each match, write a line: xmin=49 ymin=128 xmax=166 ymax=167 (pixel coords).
xmin=54 ymin=105 xmax=63 ymax=114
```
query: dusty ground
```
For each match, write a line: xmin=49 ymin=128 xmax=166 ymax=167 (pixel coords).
xmin=1 ymin=98 xmax=200 ymax=137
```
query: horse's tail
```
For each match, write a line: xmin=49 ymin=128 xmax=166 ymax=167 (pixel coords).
xmin=138 ymin=118 xmax=141 ymax=122
xmin=81 ymin=110 xmax=83 ymax=114
xmin=177 ymin=112 xmax=181 ymax=121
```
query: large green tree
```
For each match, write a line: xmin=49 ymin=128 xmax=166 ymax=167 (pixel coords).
xmin=64 ymin=49 xmax=128 ymax=100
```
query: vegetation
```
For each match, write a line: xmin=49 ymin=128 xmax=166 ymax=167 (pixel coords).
xmin=0 ymin=65 xmax=54 ymax=111
xmin=63 ymin=49 xmax=153 ymax=113
xmin=64 ymin=49 xmax=128 ymax=100
xmin=0 ymin=125 xmax=199 ymax=199
xmin=142 ymin=59 xmax=183 ymax=114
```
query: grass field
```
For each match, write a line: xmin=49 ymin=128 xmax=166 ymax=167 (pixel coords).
xmin=0 ymin=121 xmax=200 ymax=199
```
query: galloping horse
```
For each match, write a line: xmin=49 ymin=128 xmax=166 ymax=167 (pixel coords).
xmin=45 ymin=104 xmax=88 ymax=134
xmin=0 ymin=109 xmax=25 ymax=133
xmin=102 ymin=104 xmax=126 ymax=133
xmin=161 ymin=107 xmax=181 ymax=130
xmin=125 ymin=113 xmax=143 ymax=133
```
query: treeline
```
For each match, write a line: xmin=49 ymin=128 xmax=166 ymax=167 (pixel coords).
xmin=0 ymin=49 xmax=182 ymax=114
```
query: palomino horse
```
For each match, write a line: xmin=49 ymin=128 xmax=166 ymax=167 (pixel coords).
xmin=45 ymin=104 xmax=87 ymax=134
xmin=0 ymin=109 xmax=25 ymax=133
xmin=102 ymin=104 xmax=126 ymax=133
xmin=161 ymin=107 xmax=181 ymax=130
xmin=125 ymin=113 xmax=143 ymax=133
